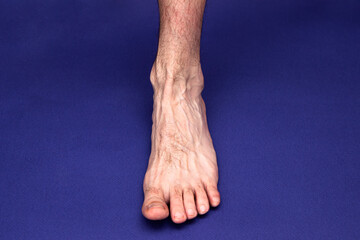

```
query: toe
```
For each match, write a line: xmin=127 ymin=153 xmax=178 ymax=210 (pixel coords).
xmin=205 ymin=184 xmax=221 ymax=207
xmin=195 ymin=185 xmax=210 ymax=215
xmin=170 ymin=186 xmax=187 ymax=224
xmin=183 ymin=188 xmax=197 ymax=219
xmin=142 ymin=187 xmax=169 ymax=220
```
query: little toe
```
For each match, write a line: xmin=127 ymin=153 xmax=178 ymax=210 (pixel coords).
xmin=205 ymin=184 xmax=221 ymax=207
xmin=183 ymin=188 xmax=197 ymax=219
xmin=170 ymin=186 xmax=187 ymax=224
xmin=142 ymin=187 xmax=169 ymax=220
xmin=195 ymin=185 xmax=210 ymax=215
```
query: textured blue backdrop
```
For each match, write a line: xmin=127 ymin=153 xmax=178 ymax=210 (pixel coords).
xmin=1 ymin=0 xmax=359 ymax=239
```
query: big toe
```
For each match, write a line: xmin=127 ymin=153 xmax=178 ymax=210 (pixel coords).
xmin=143 ymin=202 xmax=169 ymax=220
xmin=142 ymin=188 xmax=169 ymax=220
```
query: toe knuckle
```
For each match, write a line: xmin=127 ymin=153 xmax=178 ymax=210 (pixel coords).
xmin=194 ymin=182 xmax=204 ymax=191
xmin=144 ymin=186 xmax=161 ymax=195
xmin=184 ymin=188 xmax=194 ymax=195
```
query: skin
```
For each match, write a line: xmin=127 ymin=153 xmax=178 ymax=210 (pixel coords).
xmin=142 ymin=0 xmax=220 ymax=224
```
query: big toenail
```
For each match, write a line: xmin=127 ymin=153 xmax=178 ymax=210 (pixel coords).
xmin=200 ymin=205 xmax=206 ymax=213
xmin=147 ymin=203 xmax=165 ymax=210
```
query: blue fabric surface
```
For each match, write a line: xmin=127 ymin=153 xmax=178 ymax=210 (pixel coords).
xmin=1 ymin=0 xmax=359 ymax=239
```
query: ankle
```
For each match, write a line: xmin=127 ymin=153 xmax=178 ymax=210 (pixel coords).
xmin=152 ymin=55 xmax=201 ymax=80
xmin=150 ymin=59 xmax=204 ymax=100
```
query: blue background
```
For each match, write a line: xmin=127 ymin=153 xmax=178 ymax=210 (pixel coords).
xmin=1 ymin=0 xmax=359 ymax=239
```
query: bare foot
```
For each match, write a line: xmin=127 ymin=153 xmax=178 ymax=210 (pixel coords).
xmin=142 ymin=61 xmax=220 ymax=224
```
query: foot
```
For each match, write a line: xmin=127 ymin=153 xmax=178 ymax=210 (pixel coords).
xmin=142 ymin=60 xmax=220 ymax=224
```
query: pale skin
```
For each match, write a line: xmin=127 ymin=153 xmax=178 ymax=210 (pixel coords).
xmin=142 ymin=0 xmax=220 ymax=224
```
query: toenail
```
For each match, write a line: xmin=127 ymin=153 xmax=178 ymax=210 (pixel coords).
xmin=213 ymin=197 xmax=220 ymax=203
xmin=174 ymin=212 xmax=184 ymax=219
xmin=187 ymin=209 xmax=195 ymax=216
xmin=200 ymin=205 xmax=206 ymax=213
xmin=147 ymin=203 xmax=165 ymax=210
